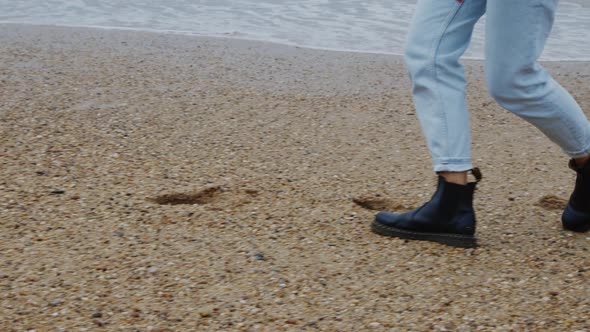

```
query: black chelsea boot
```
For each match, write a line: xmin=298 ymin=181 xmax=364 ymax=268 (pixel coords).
xmin=371 ymin=168 xmax=481 ymax=248
xmin=562 ymin=159 xmax=590 ymax=232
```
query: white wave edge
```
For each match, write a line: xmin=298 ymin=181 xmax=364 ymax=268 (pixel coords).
xmin=2 ymin=21 xmax=590 ymax=62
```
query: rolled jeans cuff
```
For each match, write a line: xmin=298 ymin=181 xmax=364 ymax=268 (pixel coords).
xmin=433 ymin=158 xmax=473 ymax=172
xmin=564 ymin=140 xmax=590 ymax=159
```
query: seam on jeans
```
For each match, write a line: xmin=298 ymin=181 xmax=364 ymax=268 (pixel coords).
xmin=429 ymin=2 xmax=464 ymax=161
xmin=545 ymin=86 xmax=585 ymax=147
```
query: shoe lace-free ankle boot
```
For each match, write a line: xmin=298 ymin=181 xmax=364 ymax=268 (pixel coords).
xmin=562 ymin=159 xmax=590 ymax=232
xmin=371 ymin=168 xmax=482 ymax=248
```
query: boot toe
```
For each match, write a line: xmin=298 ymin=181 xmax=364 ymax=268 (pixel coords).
xmin=374 ymin=211 xmax=414 ymax=230
xmin=562 ymin=204 xmax=590 ymax=232
xmin=375 ymin=211 xmax=398 ymax=224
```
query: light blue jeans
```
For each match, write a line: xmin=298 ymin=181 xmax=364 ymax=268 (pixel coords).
xmin=405 ymin=0 xmax=590 ymax=172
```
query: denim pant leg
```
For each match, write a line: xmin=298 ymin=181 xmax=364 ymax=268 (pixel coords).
xmin=485 ymin=0 xmax=590 ymax=158
xmin=405 ymin=0 xmax=486 ymax=172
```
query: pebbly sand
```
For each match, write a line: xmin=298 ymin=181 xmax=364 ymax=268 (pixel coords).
xmin=1 ymin=24 xmax=589 ymax=331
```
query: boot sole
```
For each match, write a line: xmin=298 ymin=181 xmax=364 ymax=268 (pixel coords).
xmin=371 ymin=220 xmax=477 ymax=248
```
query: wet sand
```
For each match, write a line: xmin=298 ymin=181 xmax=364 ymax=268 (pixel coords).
xmin=1 ymin=24 xmax=589 ymax=331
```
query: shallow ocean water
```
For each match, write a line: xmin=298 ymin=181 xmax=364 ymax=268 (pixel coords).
xmin=1 ymin=0 xmax=589 ymax=60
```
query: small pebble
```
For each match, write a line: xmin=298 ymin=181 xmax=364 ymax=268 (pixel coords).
xmin=197 ymin=308 xmax=211 ymax=317
xmin=369 ymin=322 xmax=381 ymax=328
xmin=50 ymin=190 xmax=65 ymax=195
xmin=49 ymin=298 xmax=62 ymax=307
xmin=91 ymin=312 xmax=102 ymax=318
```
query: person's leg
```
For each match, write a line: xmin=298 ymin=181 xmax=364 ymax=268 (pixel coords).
xmin=485 ymin=0 xmax=590 ymax=231
xmin=405 ymin=0 xmax=486 ymax=176
xmin=371 ymin=0 xmax=487 ymax=248
xmin=485 ymin=0 xmax=590 ymax=158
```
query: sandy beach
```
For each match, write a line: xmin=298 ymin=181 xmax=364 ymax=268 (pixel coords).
xmin=1 ymin=24 xmax=589 ymax=331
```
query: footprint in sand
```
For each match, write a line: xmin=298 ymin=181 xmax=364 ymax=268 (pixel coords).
xmin=149 ymin=186 xmax=259 ymax=209
xmin=352 ymin=195 xmax=415 ymax=212
xmin=535 ymin=195 xmax=568 ymax=211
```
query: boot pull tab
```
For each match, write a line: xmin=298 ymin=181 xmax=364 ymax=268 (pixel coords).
xmin=568 ymin=159 xmax=580 ymax=172
xmin=470 ymin=168 xmax=482 ymax=183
